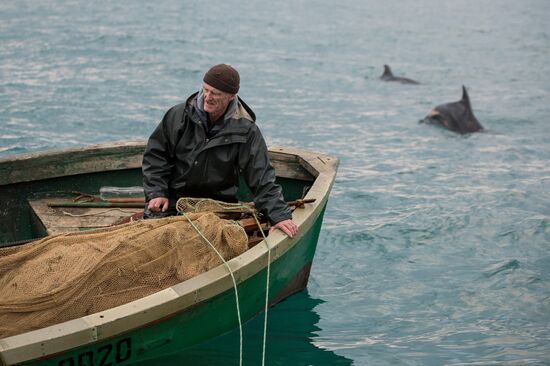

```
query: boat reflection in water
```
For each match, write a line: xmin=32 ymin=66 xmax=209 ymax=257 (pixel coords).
xmin=140 ymin=290 xmax=352 ymax=365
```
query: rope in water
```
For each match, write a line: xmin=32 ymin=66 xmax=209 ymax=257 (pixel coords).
xmin=251 ymin=213 xmax=271 ymax=366
xmin=180 ymin=203 xmax=272 ymax=366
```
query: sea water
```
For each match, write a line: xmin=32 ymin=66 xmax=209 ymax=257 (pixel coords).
xmin=1 ymin=0 xmax=549 ymax=364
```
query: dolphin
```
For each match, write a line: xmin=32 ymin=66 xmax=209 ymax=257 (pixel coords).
xmin=380 ymin=64 xmax=420 ymax=85
xmin=422 ymin=86 xmax=484 ymax=134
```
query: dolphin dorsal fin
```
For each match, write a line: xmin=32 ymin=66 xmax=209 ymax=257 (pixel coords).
xmin=461 ymin=85 xmax=472 ymax=109
xmin=383 ymin=65 xmax=393 ymax=77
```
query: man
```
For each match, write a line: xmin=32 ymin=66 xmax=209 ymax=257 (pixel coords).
xmin=142 ymin=64 xmax=298 ymax=238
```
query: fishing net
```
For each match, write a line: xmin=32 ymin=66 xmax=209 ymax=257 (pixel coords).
xmin=176 ymin=197 xmax=254 ymax=215
xmin=0 ymin=198 xmax=251 ymax=339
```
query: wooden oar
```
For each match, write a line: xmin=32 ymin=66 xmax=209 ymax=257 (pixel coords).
xmin=48 ymin=202 xmax=144 ymax=208
xmin=72 ymin=191 xmax=144 ymax=204
xmin=48 ymin=198 xmax=315 ymax=210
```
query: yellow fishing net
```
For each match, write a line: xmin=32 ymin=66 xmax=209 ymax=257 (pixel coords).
xmin=0 ymin=199 xmax=251 ymax=338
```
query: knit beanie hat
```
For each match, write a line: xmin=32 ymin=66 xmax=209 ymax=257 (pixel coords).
xmin=203 ymin=64 xmax=240 ymax=94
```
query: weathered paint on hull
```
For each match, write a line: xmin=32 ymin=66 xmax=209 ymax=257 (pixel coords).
xmin=17 ymin=207 xmax=326 ymax=366
xmin=0 ymin=143 xmax=339 ymax=366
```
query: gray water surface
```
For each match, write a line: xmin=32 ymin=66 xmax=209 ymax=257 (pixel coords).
xmin=1 ymin=0 xmax=549 ymax=365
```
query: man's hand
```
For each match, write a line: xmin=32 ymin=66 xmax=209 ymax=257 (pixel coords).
xmin=269 ymin=219 xmax=298 ymax=238
xmin=148 ymin=197 xmax=169 ymax=212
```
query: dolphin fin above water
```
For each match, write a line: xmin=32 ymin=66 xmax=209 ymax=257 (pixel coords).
xmin=422 ymin=86 xmax=484 ymax=134
xmin=380 ymin=64 xmax=420 ymax=85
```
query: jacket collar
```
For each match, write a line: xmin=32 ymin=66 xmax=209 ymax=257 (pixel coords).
xmin=186 ymin=91 xmax=256 ymax=125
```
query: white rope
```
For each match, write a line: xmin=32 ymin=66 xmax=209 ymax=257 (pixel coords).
xmin=180 ymin=211 xmax=245 ymax=366
xmin=251 ymin=213 xmax=271 ymax=366
xmin=178 ymin=198 xmax=273 ymax=366
xmin=61 ymin=208 xmax=139 ymax=217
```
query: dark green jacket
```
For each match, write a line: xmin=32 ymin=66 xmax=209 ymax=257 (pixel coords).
xmin=142 ymin=92 xmax=292 ymax=224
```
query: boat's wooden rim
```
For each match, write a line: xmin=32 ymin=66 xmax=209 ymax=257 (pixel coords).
xmin=0 ymin=140 xmax=323 ymax=186
xmin=0 ymin=142 xmax=339 ymax=365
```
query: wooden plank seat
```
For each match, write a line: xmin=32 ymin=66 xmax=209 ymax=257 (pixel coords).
xmin=27 ymin=198 xmax=268 ymax=247
xmin=28 ymin=198 xmax=143 ymax=236
xmin=27 ymin=193 xmax=309 ymax=246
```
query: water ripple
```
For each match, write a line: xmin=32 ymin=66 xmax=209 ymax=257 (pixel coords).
xmin=2 ymin=0 xmax=550 ymax=364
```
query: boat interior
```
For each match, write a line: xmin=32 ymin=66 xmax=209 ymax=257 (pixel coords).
xmin=1 ymin=167 xmax=315 ymax=248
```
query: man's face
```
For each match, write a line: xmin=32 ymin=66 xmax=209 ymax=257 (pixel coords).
xmin=202 ymin=83 xmax=235 ymax=118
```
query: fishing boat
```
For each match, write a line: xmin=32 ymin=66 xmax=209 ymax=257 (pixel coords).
xmin=0 ymin=141 xmax=338 ymax=366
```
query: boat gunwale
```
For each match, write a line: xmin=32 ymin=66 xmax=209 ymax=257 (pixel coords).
xmin=0 ymin=142 xmax=339 ymax=365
